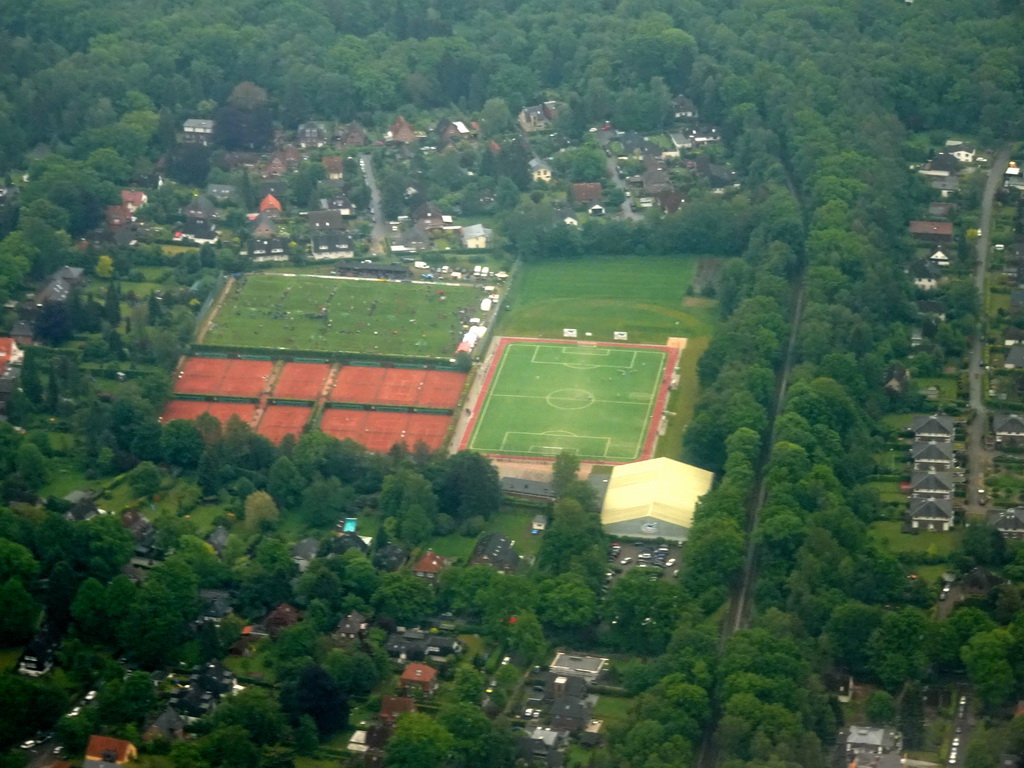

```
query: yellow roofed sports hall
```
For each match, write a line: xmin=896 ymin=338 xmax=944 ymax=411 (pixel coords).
xmin=600 ymin=457 xmax=714 ymax=542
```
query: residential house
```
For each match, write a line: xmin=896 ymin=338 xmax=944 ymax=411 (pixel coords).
xmin=391 ymin=226 xmax=431 ymax=254
xmin=945 ymin=141 xmax=976 ymax=163
xmin=929 ymin=249 xmax=950 ymax=268
xmin=384 ymin=628 xmax=462 ymax=660
xmin=251 ymin=211 xmax=278 ymax=239
xmin=542 ymin=672 xmax=588 ymax=701
xmin=310 ymin=232 xmax=354 ymax=260
xmin=0 ymin=337 xmax=24 ymax=376
xmin=400 ymin=662 xmax=437 ymax=696
xmin=549 ymin=652 xmax=607 ymax=682
xmin=911 ymin=441 xmax=955 ymax=471
xmin=587 ymin=203 xmax=606 ymax=216
xmin=672 ymin=94 xmax=697 ymax=120
xmin=461 ymin=224 xmax=493 ymax=249
xmin=962 ymin=566 xmax=1004 ymax=597
xmin=121 ymin=190 xmax=148 ymax=212
xmin=291 ymin=538 xmax=320 ymax=572
xmin=259 ymin=193 xmax=283 ymax=215
xmin=335 ymin=122 xmax=368 ymax=149
xmin=1006 ymin=346 xmax=1024 ymax=370
xmin=910 ymin=470 xmax=954 ymax=498
xmin=84 ymin=736 xmax=137 ymax=768
xmin=380 ymin=696 xmax=417 ymax=723
xmin=35 ymin=266 xmax=85 ymax=307
xmin=183 ymin=195 xmax=218 ymax=221
xmin=532 ymin=514 xmax=548 ymax=532
xmin=927 ymin=153 xmax=961 ymax=174
xmin=518 ymin=727 xmax=568 ymax=768
xmin=550 ymin=696 xmax=590 ymax=733
xmin=198 ymin=589 xmax=233 ymax=623
xmin=10 ymin=320 xmax=34 ymax=347
xmin=263 ymin=603 xmax=301 ymax=637
xmin=387 ymin=116 xmax=417 ymax=144
xmin=911 ymin=414 xmax=955 ymax=441
xmin=669 ymin=132 xmax=694 ymax=152
xmin=518 ymin=102 xmax=558 ymax=132
xmin=929 ymin=202 xmax=955 ymax=218
xmin=65 ymin=496 xmax=101 ymax=522
xmin=320 ymin=194 xmax=355 ymax=216
xmin=374 ymin=544 xmax=408 ymax=571
xmin=656 ymin=190 xmax=685 ymax=214
xmin=931 ymin=176 xmax=961 ymax=196
xmin=183 ymin=118 xmax=215 ymax=145
xmin=322 ymin=156 xmax=345 ymax=180
xmin=297 ymin=122 xmax=328 ymax=148
xmin=989 ymin=508 xmax=1024 ymax=540
xmin=529 ymin=158 xmax=553 ymax=182
xmin=174 ymin=219 xmax=218 ymax=244
xmin=245 ymin=236 xmax=289 ymax=263
xmin=435 ymin=119 xmax=473 ymax=143
xmin=413 ymin=202 xmax=449 ymax=231
xmin=307 ymin=209 xmax=347 ymax=231
xmin=908 ymin=220 xmax=954 ymax=245
xmin=908 ymin=497 xmax=955 ymax=532
xmin=206 ymin=184 xmax=237 ymax=201
xmin=910 ymin=261 xmax=942 ymax=291
xmin=469 ymin=532 xmax=520 ymax=573
xmin=572 ymin=183 xmax=602 ymax=207
xmin=17 ymin=626 xmax=57 ymax=677
xmin=843 ymin=726 xmax=903 ymax=763
xmin=411 ymin=550 xmax=448 ymax=581
xmin=258 ymin=181 xmax=288 ymax=201
xmin=335 ymin=611 xmax=367 ymax=641
xmin=884 ymin=363 xmax=910 ymax=396
xmin=143 ymin=708 xmax=186 ymax=743
xmin=994 ymin=413 xmax=1024 ymax=444
xmin=329 ymin=531 xmax=370 ymax=556
xmin=1006 ymin=328 xmax=1024 ymax=346
xmin=121 ymin=509 xmax=157 ymax=557
xmin=1012 ymin=290 xmax=1024 ymax=313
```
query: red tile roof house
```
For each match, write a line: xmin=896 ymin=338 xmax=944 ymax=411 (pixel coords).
xmin=121 ymin=189 xmax=148 ymax=212
xmin=572 ymin=182 xmax=603 ymax=207
xmin=379 ymin=696 xmax=417 ymax=723
xmin=84 ymin=735 xmax=137 ymax=766
xmin=411 ymin=550 xmax=448 ymax=581
xmin=400 ymin=662 xmax=437 ymax=696
xmin=908 ymin=220 xmax=954 ymax=245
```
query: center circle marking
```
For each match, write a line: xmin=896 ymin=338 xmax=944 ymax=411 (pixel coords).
xmin=546 ymin=389 xmax=595 ymax=410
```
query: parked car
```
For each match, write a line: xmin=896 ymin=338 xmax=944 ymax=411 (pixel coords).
xmin=620 ymin=557 xmax=633 ymax=565
xmin=665 ymin=558 xmax=676 ymax=567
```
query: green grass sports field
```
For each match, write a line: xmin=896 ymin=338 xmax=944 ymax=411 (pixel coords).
xmin=501 ymin=255 xmax=715 ymax=343
xmin=203 ymin=273 xmax=485 ymax=357
xmin=466 ymin=340 xmax=670 ymax=461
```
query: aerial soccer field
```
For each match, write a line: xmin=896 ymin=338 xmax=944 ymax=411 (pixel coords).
xmin=463 ymin=339 xmax=676 ymax=462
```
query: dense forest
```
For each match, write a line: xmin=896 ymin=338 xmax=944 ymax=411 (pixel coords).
xmin=1 ymin=1 xmax=1024 ymax=768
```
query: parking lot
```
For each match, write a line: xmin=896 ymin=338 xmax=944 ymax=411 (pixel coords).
xmin=606 ymin=541 xmax=683 ymax=582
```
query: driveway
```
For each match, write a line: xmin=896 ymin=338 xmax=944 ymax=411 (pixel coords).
xmin=605 ymin=154 xmax=642 ymax=221
xmin=965 ymin=147 xmax=1011 ymax=520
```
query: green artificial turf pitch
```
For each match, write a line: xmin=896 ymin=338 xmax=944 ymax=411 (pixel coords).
xmin=203 ymin=273 xmax=485 ymax=357
xmin=466 ymin=341 xmax=667 ymax=461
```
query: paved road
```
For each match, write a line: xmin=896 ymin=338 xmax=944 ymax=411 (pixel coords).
xmin=965 ymin=147 xmax=1011 ymax=520
xmin=360 ymin=153 xmax=387 ymax=254
xmin=605 ymin=154 xmax=642 ymax=221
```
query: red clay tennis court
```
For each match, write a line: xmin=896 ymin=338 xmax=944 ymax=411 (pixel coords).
xmin=174 ymin=357 xmax=273 ymax=398
xmin=257 ymin=405 xmax=313 ymax=444
xmin=272 ymin=362 xmax=332 ymax=401
xmin=329 ymin=367 xmax=465 ymax=409
xmin=162 ymin=400 xmax=257 ymax=425
xmin=319 ymin=409 xmax=451 ymax=452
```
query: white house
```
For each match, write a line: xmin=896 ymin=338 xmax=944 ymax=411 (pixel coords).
xmin=461 ymin=224 xmax=493 ymax=250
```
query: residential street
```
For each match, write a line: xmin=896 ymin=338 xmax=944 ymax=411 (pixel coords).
xmin=965 ymin=147 xmax=1011 ymax=520
xmin=360 ymin=153 xmax=388 ymax=253
xmin=605 ymin=154 xmax=642 ymax=221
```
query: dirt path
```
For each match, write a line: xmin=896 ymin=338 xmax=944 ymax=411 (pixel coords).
xmin=195 ymin=275 xmax=235 ymax=343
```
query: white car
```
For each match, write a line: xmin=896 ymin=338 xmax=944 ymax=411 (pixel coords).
xmin=665 ymin=558 xmax=677 ymax=567
xmin=952 ymin=738 xmax=960 ymax=748
xmin=20 ymin=740 xmax=38 ymax=750
xmin=85 ymin=690 xmax=97 ymax=701
xmin=69 ymin=707 xmax=81 ymax=717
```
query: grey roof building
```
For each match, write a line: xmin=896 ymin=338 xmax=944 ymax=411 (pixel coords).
xmin=910 ymin=413 xmax=954 ymax=441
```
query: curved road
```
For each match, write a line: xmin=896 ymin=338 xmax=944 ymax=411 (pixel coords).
xmin=965 ymin=147 xmax=1011 ymax=519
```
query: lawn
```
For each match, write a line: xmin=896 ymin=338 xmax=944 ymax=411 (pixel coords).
xmin=427 ymin=505 xmax=544 ymax=562
xmin=500 ymin=255 xmax=716 ymax=344
xmin=916 ymin=377 xmax=957 ymax=401
xmin=870 ymin=521 xmax=962 ymax=557
xmin=203 ymin=272 xmax=489 ymax=357
xmin=656 ymin=335 xmax=708 ymax=459
xmin=865 ymin=480 xmax=907 ymax=504
xmin=0 ymin=647 xmax=23 ymax=673
xmin=593 ymin=694 xmax=635 ymax=727
xmin=466 ymin=340 xmax=668 ymax=461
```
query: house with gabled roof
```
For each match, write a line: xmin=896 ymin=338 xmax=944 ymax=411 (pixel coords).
xmin=207 ymin=184 xmax=237 ymax=201
xmin=307 ymin=209 xmax=347 ymax=231
xmin=380 ymin=696 xmax=417 ymax=723
xmin=909 ymin=220 xmax=954 ymax=245
xmin=529 ymin=158 xmax=553 ymax=182
xmin=183 ymin=195 xmax=217 ymax=221
xmin=245 ymin=236 xmax=289 ymax=263
xmin=335 ymin=611 xmax=367 ymax=641
xmin=310 ymin=232 xmax=354 ymax=261
xmin=84 ymin=736 xmax=137 ymax=767
xmin=461 ymin=224 xmax=493 ymax=249
xmin=387 ymin=116 xmax=417 ymax=145
xmin=910 ymin=441 xmax=955 ymax=471
xmin=988 ymin=508 xmax=1024 ymax=540
xmin=411 ymin=550 xmax=448 ymax=581
xmin=909 ymin=260 xmax=942 ymax=290
xmin=322 ymin=155 xmax=345 ymax=180
xmin=335 ymin=122 xmax=368 ymax=149
xmin=183 ymin=118 xmax=215 ymax=145
xmin=911 ymin=414 xmax=954 ymax=442
xmin=259 ymin=193 xmax=283 ymax=214
xmin=469 ymin=532 xmax=519 ymax=573
xmin=144 ymin=707 xmax=185 ymax=742
xmin=908 ymin=497 xmax=954 ymax=532
xmin=572 ymin=183 xmax=602 ymax=207
xmin=994 ymin=413 xmax=1024 ymax=444
xmin=910 ymin=470 xmax=954 ymax=498
xmin=174 ymin=219 xmax=218 ymax=244
xmin=518 ymin=102 xmax=558 ymax=132
xmin=264 ymin=603 xmax=301 ymax=636
xmin=251 ymin=211 xmax=278 ymax=239
xmin=292 ymin=538 xmax=320 ymax=572
xmin=400 ymin=662 xmax=437 ymax=696
xmin=297 ymin=121 xmax=328 ymax=148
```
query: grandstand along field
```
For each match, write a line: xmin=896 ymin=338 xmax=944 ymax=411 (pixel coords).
xmin=202 ymin=273 xmax=486 ymax=357
xmin=464 ymin=339 xmax=676 ymax=462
